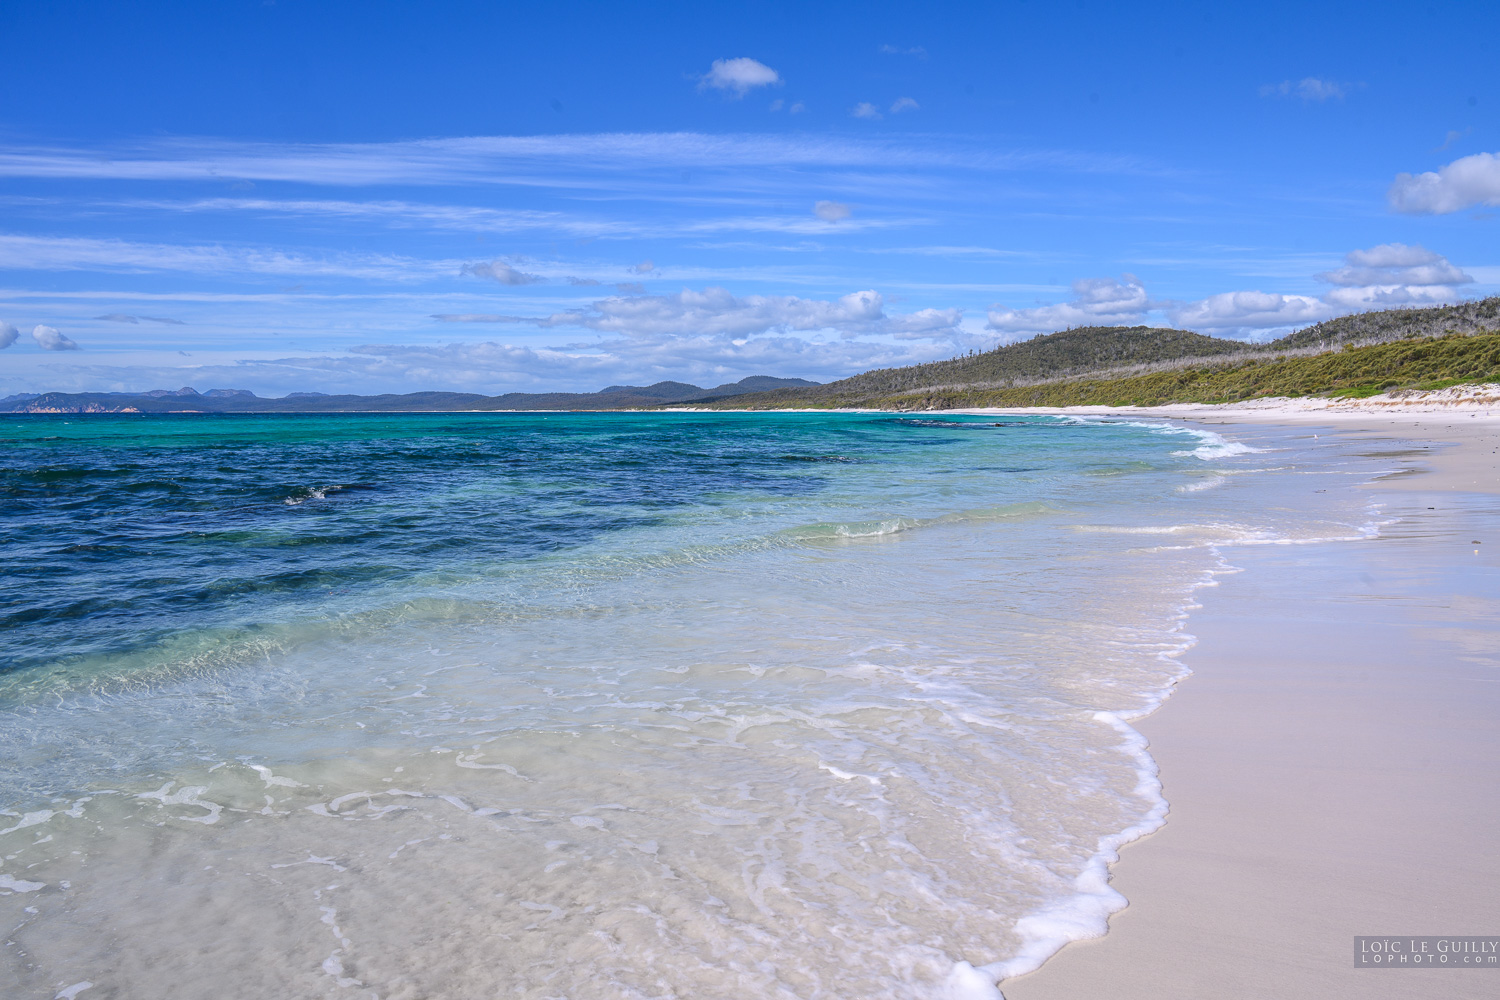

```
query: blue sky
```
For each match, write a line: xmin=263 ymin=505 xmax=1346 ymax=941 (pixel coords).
xmin=1 ymin=0 xmax=1496 ymax=395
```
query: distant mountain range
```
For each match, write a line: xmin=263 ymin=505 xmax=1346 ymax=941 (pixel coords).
xmin=0 ymin=375 xmax=820 ymax=414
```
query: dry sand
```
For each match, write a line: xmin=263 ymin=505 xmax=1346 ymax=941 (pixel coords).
xmin=961 ymin=394 xmax=1500 ymax=1000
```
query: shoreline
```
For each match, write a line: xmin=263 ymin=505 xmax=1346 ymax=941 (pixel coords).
xmin=967 ymin=403 xmax=1499 ymax=999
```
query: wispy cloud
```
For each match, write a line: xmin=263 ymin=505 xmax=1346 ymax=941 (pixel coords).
xmin=814 ymin=200 xmax=851 ymax=222
xmin=94 ymin=195 xmax=916 ymax=239
xmin=462 ymin=260 xmax=546 ymax=285
xmin=878 ymin=44 xmax=928 ymax=58
xmin=0 ymin=233 xmax=449 ymax=281
xmin=852 ymin=103 xmax=883 ymax=121
xmin=1435 ymin=128 xmax=1471 ymax=153
xmin=1259 ymin=77 xmax=1352 ymax=101
xmin=0 ymin=134 xmax=1168 ymax=189
xmin=95 ymin=313 xmax=185 ymax=324
xmin=890 ymin=97 xmax=920 ymax=114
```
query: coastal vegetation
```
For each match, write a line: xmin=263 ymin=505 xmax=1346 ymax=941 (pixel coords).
xmin=781 ymin=332 xmax=1500 ymax=411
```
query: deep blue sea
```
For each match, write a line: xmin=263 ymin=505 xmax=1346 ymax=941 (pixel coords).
xmin=0 ymin=411 xmax=1385 ymax=999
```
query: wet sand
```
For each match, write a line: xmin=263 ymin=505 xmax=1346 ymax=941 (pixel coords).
xmin=982 ymin=407 xmax=1500 ymax=999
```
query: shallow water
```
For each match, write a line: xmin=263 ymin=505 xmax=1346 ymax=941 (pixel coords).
xmin=0 ymin=412 xmax=1386 ymax=999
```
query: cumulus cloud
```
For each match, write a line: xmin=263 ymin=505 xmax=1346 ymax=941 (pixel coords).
xmin=1168 ymin=291 xmax=1330 ymax=331
xmin=814 ymin=200 xmax=852 ymax=222
xmin=436 ymin=286 xmax=962 ymax=341
xmin=1260 ymin=77 xmax=1349 ymax=101
xmin=986 ymin=275 xmax=1150 ymax=333
xmin=463 ymin=260 xmax=545 ymax=285
xmin=1316 ymin=243 xmax=1472 ymax=288
xmin=33 ymin=324 xmax=80 ymax=351
xmin=631 ymin=260 xmax=656 ymax=274
xmin=700 ymin=58 xmax=781 ymax=97
xmin=1388 ymin=152 xmax=1500 ymax=214
xmin=890 ymin=97 xmax=920 ymax=114
xmin=1167 ymin=244 xmax=1473 ymax=335
xmin=0 ymin=321 xmax=17 ymax=349
xmin=852 ymin=102 xmax=883 ymax=120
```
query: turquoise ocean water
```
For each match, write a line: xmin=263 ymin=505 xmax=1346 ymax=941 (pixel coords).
xmin=0 ymin=411 xmax=1385 ymax=999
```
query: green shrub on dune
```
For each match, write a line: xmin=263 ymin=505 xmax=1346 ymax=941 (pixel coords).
xmin=904 ymin=332 xmax=1500 ymax=409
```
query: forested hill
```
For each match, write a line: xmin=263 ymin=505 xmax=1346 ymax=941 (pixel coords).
xmin=1266 ymin=296 xmax=1499 ymax=350
xmin=782 ymin=325 xmax=1248 ymax=399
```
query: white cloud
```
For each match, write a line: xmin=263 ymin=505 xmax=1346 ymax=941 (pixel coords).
xmin=333 ymin=332 xmax=958 ymax=389
xmin=986 ymin=275 xmax=1150 ymax=333
xmin=852 ymin=103 xmax=883 ymax=120
xmin=769 ymin=99 xmax=784 ymax=112
xmin=462 ymin=260 xmax=546 ymax=285
xmin=1259 ymin=77 xmax=1349 ymax=101
xmin=890 ymin=97 xmax=920 ymax=114
xmin=0 ymin=321 xmax=17 ymax=349
xmin=1316 ymin=243 xmax=1472 ymax=288
xmin=1320 ymin=284 xmax=1462 ymax=310
xmin=814 ymin=200 xmax=851 ymax=222
xmin=1168 ymin=291 xmax=1330 ymax=331
xmin=33 ymin=324 xmax=80 ymax=351
xmin=631 ymin=260 xmax=656 ymax=274
xmin=789 ymin=102 xmax=806 ymax=114
xmin=878 ymin=45 xmax=928 ymax=58
xmin=699 ymin=58 xmax=781 ymax=97
xmin=1166 ymin=244 xmax=1473 ymax=335
xmin=1388 ymin=152 xmax=1500 ymax=214
xmin=436 ymin=286 xmax=962 ymax=341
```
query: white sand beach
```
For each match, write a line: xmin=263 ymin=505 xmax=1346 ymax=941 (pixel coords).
xmin=961 ymin=393 xmax=1500 ymax=999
